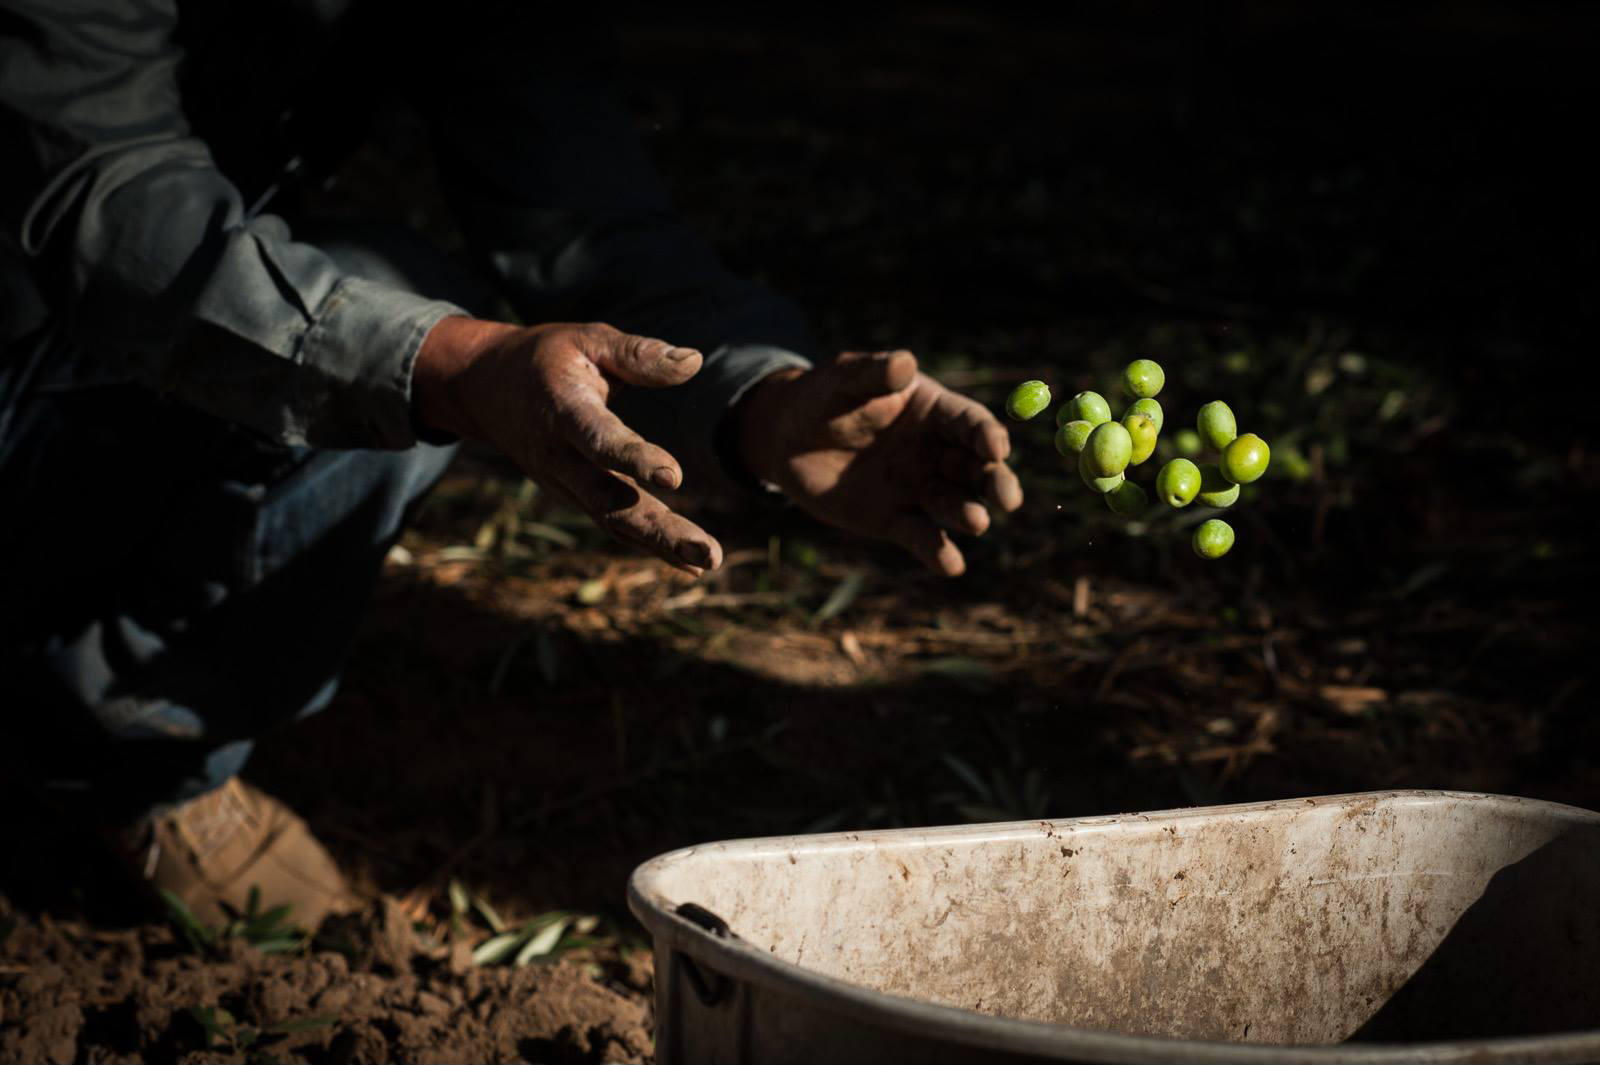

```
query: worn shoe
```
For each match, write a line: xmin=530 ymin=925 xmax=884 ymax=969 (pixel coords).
xmin=117 ymin=777 xmax=357 ymax=931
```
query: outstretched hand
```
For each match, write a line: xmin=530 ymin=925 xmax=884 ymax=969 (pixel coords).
xmin=735 ymin=350 xmax=1024 ymax=576
xmin=413 ymin=317 xmax=723 ymax=576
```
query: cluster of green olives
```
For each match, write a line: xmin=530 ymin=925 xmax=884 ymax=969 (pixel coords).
xmin=1004 ymin=360 xmax=1271 ymax=560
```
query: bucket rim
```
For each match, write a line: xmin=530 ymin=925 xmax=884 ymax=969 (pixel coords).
xmin=627 ymin=789 xmax=1600 ymax=1065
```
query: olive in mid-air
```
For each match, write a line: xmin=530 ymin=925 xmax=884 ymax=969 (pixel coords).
xmin=1079 ymin=449 xmax=1125 ymax=494
xmin=1065 ymin=390 xmax=1113 ymax=427
xmin=1221 ymin=433 xmax=1271 ymax=485
xmin=1084 ymin=421 xmax=1133 ymax=477
xmin=1122 ymin=359 xmax=1165 ymax=399
xmin=1196 ymin=400 xmax=1237 ymax=451
xmin=1105 ymin=479 xmax=1148 ymax=517
xmin=1155 ymin=458 xmax=1201 ymax=507
xmin=1193 ymin=518 xmax=1236 ymax=559
xmin=1172 ymin=427 xmax=1202 ymax=458
xmin=1054 ymin=419 xmax=1093 ymax=457
xmin=1122 ymin=413 xmax=1158 ymax=466
xmin=1196 ymin=463 xmax=1241 ymax=508
xmin=1124 ymin=397 xmax=1164 ymax=433
xmin=1006 ymin=380 xmax=1051 ymax=421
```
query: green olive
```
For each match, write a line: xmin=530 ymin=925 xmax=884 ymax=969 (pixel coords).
xmin=1122 ymin=359 xmax=1165 ymax=399
xmin=1124 ymin=397 xmax=1164 ymax=433
xmin=1155 ymin=458 xmax=1201 ymax=507
xmin=1066 ymin=390 xmax=1112 ymax=427
xmin=1105 ymin=479 xmax=1148 ymax=517
xmin=1122 ymin=413 xmax=1158 ymax=466
xmin=1084 ymin=421 xmax=1132 ymax=477
xmin=1196 ymin=401 xmax=1237 ymax=451
xmin=1078 ymin=449 xmax=1125 ymax=494
xmin=1054 ymin=419 xmax=1093 ymax=457
xmin=1192 ymin=518 xmax=1235 ymax=560
xmin=1278 ymin=444 xmax=1312 ymax=482
xmin=1196 ymin=462 xmax=1240 ymax=508
xmin=1005 ymin=380 xmax=1051 ymax=421
xmin=1220 ymin=433 xmax=1271 ymax=485
xmin=1172 ymin=427 xmax=1202 ymax=458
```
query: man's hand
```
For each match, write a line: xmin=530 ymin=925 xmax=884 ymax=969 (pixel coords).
xmin=735 ymin=350 xmax=1024 ymax=577
xmin=414 ymin=317 xmax=723 ymax=576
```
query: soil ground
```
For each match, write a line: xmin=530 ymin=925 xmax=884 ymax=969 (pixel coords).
xmin=4 ymin=6 xmax=1597 ymax=1062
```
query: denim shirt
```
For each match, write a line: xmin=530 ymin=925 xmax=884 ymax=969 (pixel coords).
xmin=0 ymin=1 xmax=815 ymax=494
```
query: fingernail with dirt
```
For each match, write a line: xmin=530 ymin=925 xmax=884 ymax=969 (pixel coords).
xmin=678 ymin=541 xmax=711 ymax=567
xmin=651 ymin=466 xmax=679 ymax=490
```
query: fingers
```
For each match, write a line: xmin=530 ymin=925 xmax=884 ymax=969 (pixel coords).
xmin=824 ymin=397 xmax=902 ymax=448
xmin=544 ymin=445 xmax=723 ymax=574
xmin=887 ymin=512 xmax=965 ymax=577
xmin=939 ymin=450 xmax=1024 ymax=513
xmin=932 ymin=389 xmax=1010 ymax=462
xmin=556 ymin=398 xmax=685 ymax=491
xmin=578 ymin=324 xmax=703 ymax=388
xmin=831 ymin=349 xmax=918 ymax=401
xmin=808 ymin=350 xmax=918 ymax=447
xmin=919 ymin=446 xmax=1029 ymax=546
xmin=920 ymin=479 xmax=990 ymax=537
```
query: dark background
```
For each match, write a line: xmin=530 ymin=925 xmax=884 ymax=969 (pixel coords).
xmin=624 ymin=3 xmax=1597 ymax=351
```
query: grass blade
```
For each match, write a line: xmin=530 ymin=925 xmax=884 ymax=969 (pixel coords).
xmin=245 ymin=903 xmax=296 ymax=936
xmin=812 ymin=570 xmax=865 ymax=625
xmin=161 ymin=890 xmax=215 ymax=951
xmin=941 ymin=753 xmax=995 ymax=805
xmin=918 ymin=656 xmax=996 ymax=683
xmin=471 ymin=893 xmax=507 ymax=935
xmin=520 ymin=522 xmax=579 ymax=548
xmin=187 ymin=1006 xmax=236 ymax=1049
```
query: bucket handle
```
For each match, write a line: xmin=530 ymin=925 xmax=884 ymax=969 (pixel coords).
xmin=674 ymin=902 xmax=734 ymax=1008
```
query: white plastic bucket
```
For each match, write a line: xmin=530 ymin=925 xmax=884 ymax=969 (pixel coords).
xmin=628 ymin=790 xmax=1600 ymax=1064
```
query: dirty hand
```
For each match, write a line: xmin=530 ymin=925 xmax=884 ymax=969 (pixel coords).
xmin=413 ymin=317 xmax=723 ymax=576
xmin=735 ymin=350 xmax=1024 ymax=576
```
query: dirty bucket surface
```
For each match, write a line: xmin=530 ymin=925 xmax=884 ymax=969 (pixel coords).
xmin=629 ymin=790 xmax=1600 ymax=1064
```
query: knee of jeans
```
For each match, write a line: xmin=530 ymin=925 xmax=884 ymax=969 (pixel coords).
xmin=243 ymin=440 xmax=456 ymax=584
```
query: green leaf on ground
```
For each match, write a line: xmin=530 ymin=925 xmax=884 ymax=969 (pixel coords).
xmin=471 ymin=931 xmax=525 ymax=966
xmin=515 ymin=917 xmax=570 ymax=966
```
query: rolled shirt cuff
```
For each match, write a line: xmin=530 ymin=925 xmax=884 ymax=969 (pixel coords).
xmin=668 ymin=341 xmax=812 ymax=499
xmin=296 ymin=276 xmax=466 ymax=450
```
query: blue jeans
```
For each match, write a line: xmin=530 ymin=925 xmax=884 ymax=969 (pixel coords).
xmin=0 ymin=225 xmax=484 ymax=817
